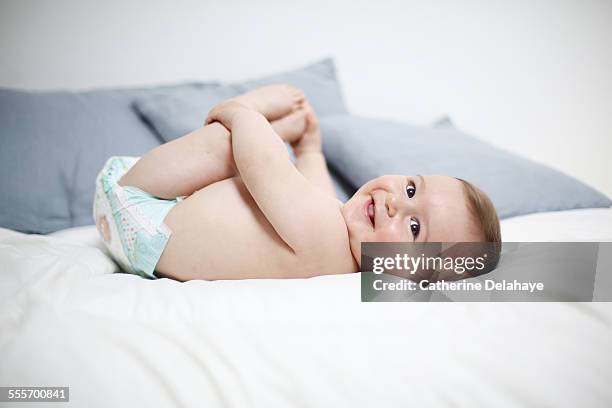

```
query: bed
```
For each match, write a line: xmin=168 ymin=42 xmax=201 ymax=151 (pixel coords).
xmin=1 ymin=208 xmax=611 ymax=407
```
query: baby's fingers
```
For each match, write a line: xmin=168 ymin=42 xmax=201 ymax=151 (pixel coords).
xmin=204 ymin=100 xmax=244 ymax=128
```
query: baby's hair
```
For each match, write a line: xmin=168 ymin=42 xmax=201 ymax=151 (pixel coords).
xmin=457 ymin=178 xmax=502 ymax=276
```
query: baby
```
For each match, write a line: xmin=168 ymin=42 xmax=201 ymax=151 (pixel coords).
xmin=94 ymin=85 xmax=501 ymax=281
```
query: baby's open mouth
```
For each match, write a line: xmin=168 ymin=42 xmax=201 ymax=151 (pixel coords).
xmin=366 ymin=197 xmax=375 ymax=227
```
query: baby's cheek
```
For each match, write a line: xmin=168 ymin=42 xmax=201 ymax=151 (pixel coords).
xmin=376 ymin=225 xmax=406 ymax=242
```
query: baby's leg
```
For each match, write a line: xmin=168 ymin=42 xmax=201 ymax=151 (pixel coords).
xmin=231 ymin=84 xmax=305 ymax=122
xmin=119 ymin=110 xmax=307 ymax=199
xmin=119 ymin=122 xmax=233 ymax=199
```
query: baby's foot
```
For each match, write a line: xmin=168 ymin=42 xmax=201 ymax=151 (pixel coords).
xmin=271 ymin=108 xmax=308 ymax=144
xmin=291 ymin=101 xmax=322 ymax=155
xmin=234 ymin=85 xmax=305 ymax=121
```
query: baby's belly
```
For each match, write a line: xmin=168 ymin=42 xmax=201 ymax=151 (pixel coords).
xmin=156 ymin=177 xmax=298 ymax=280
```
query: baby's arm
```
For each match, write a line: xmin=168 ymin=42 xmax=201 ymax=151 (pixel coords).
xmin=213 ymin=86 xmax=336 ymax=199
xmin=295 ymin=152 xmax=335 ymax=198
xmin=207 ymin=101 xmax=340 ymax=253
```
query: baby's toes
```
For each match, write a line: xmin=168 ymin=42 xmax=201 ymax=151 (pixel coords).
xmin=283 ymin=85 xmax=305 ymax=103
xmin=294 ymin=90 xmax=306 ymax=104
xmin=303 ymin=102 xmax=319 ymax=130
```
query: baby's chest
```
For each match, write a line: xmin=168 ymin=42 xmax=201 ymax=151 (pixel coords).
xmin=176 ymin=178 xmax=353 ymax=278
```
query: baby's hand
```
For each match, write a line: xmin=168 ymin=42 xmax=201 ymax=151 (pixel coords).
xmin=291 ymin=101 xmax=322 ymax=156
xmin=205 ymin=100 xmax=250 ymax=130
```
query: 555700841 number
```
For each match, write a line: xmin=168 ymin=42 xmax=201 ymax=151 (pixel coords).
xmin=1 ymin=387 xmax=69 ymax=402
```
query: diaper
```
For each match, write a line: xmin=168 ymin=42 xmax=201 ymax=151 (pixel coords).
xmin=93 ymin=156 xmax=178 ymax=278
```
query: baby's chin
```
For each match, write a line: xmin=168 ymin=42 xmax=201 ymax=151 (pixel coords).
xmin=341 ymin=198 xmax=367 ymax=234
xmin=343 ymin=213 xmax=371 ymax=263
xmin=347 ymin=236 xmax=362 ymax=268
xmin=343 ymin=190 xmax=361 ymax=208
xmin=343 ymin=188 xmax=370 ymax=215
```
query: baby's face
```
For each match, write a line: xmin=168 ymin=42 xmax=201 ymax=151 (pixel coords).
xmin=341 ymin=175 xmax=483 ymax=264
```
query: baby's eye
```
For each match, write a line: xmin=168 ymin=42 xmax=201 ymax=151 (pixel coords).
xmin=406 ymin=182 xmax=416 ymax=198
xmin=410 ymin=218 xmax=420 ymax=238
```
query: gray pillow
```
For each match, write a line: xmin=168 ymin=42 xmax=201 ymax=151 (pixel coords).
xmin=0 ymin=83 xmax=216 ymax=233
xmin=320 ymin=115 xmax=611 ymax=218
xmin=134 ymin=58 xmax=347 ymax=142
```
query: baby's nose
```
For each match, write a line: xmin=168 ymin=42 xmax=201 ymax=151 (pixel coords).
xmin=386 ymin=194 xmax=398 ymax=217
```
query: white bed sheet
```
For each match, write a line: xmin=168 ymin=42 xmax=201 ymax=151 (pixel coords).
xmin=1 ymin=208 xmax=611 ymax=407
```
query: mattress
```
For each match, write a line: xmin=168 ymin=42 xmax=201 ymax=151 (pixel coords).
xmin=1 ymin=208 xmax=611 ymax=407
xmin=500 ymin=208 xmax=612 ymax=241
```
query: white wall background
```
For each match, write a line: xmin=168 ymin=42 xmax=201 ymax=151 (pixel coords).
xmin=1 ymin=0 xmax=610 ymax=196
